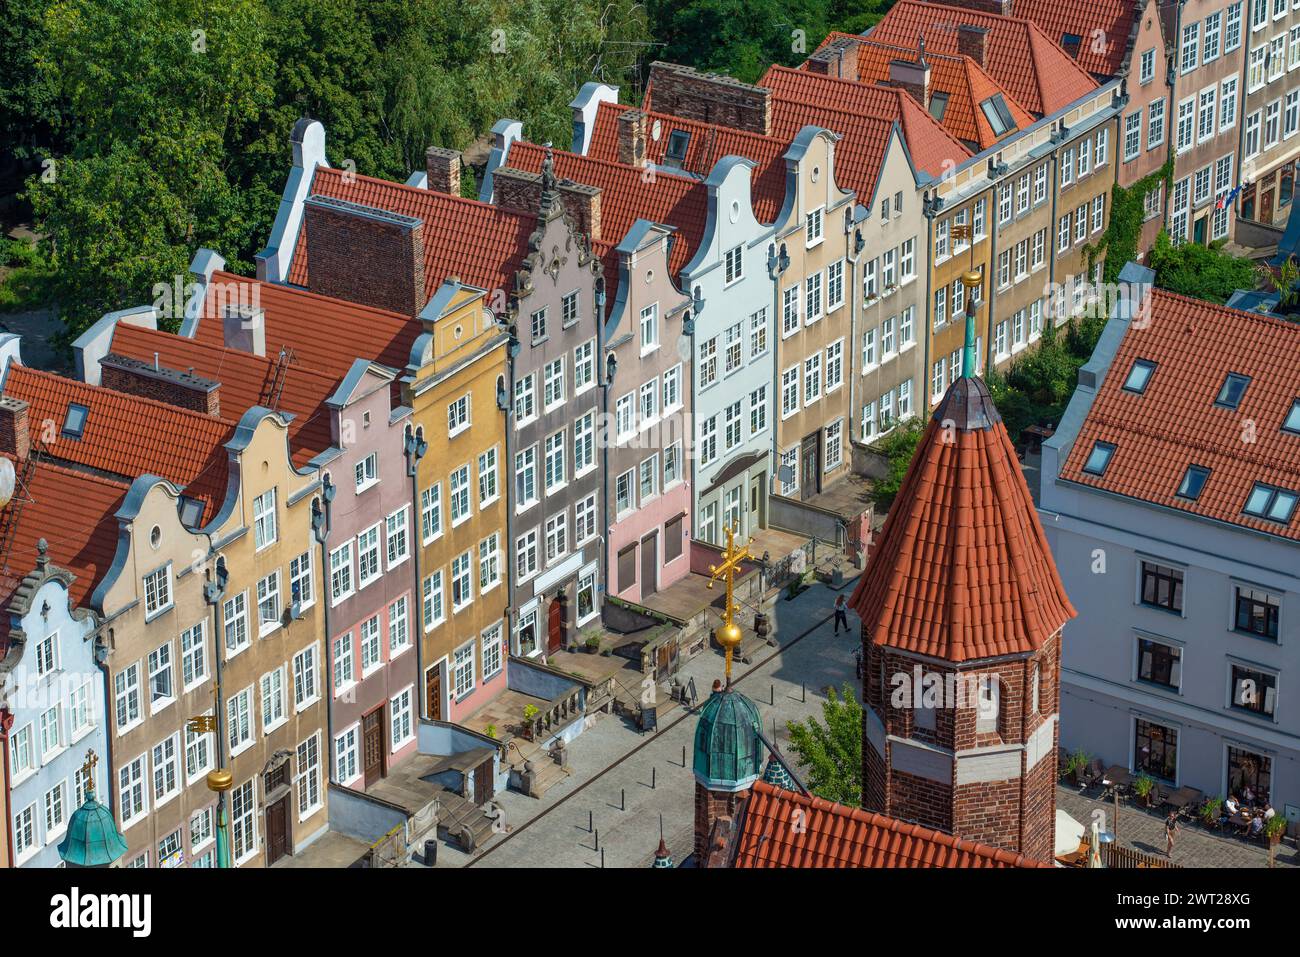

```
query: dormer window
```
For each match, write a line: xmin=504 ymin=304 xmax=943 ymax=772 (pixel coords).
xmin=1283 ymin=397 xmax=1300 ymax=434
xmin=62 ymin=403 xmax=88 ymax=440
xmin=929 ymin=91 xmax=950 ymax=121
xmin=1061 ymin=33 xmax=1083 ymax=58
xmin=1176 ymin=464 xmax=1211 ymax=501
xmin=980 ymin=95 xmax=1017 ymax=137
xmin=665 ymin=130 xmax=690 ymax=168
xmin=1215 ymin=372 xmax=1251 ymax=409
xmin=1244 ymin=482 xmax=1298 ymax=523
xmin=1082 ymin=440 xmax=1116 ymax=475
xmin=1123 ymin=359 xmax=1156 ymax=394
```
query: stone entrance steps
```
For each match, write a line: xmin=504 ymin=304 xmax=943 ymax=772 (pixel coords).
xmin=436 ymin=788 xmax=497 ymax=853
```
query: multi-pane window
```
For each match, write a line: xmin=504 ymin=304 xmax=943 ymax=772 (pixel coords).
xmin=148 ymin=642 xmax=174 ymax=707
xmin=253 ymin=489 xmax=277 ymax=550
xmin=453 ymin=641 xmax=475 ymax=699
xmin=827 ymin=260 xmax=844 ymax=310
xmin=615 ymin=469 xmax=634 ymax=514
xmin=750 ymin=386 xmax=768 ymax=435
xmin=724 ymin=245 xmax=744 ymax=284
xmin=544 ymin=431 xmax=566 ymax=490
xmin=803 ymin=354 xmax=822 ymax=405
xmin=517 ymin=529 xmax=539 ymax=581
xmin=514 ymin=373 xmax=537 ymax=422
xmin=421 ymin=483 xmax=442 ymax=542
xmin=1235 ymin=586 xmax=1280 ymax=639
xmin=1137 ymin=638 xmax=1182 ymax=689
xmin=447 ymin=393 xmax=471 ymax=435
xmin=356 ymin=524 xmax=381 ymax=586
xmin=423 ymin=571 xmax=446 ymax=628
xmin=574 ymin=339 xmax=595 ymax=392
xmin=781 ymin=367 xmax=799 ymax=419
xmin=334 ymin=633 xmax=355 ymax=690
xmin=562 ymin=291 xmax=579 ymax=328
xmin=478 ymin=535 xmax=501 ymax=592
xmin=806 ymin=206 xmax=823 ymax=245
xmin=1140 ymin=560 xmax=1184 ymax=613
xmin=260 ymin=667 xmax=286 ymax=731
xmin=389 ymin=595 xmax=411 ymax=652
xmin=543 ymin=358 xmax=565 ymax=409
xmin=354 ymin=452 xmax=378 ymax=492
xmin=224 ymin=591 xmax=250 ymax=655
xmin=227 ymin=686 xmax=253 ymax=755
xmin=1148 ymin=98 xmax=1166 ymax=149
xmin=297 ymin=734 xmax=322 ymax=818
xmin=293 ymin=642 xmax=319 ymax=708
xmin=782 ymin=285 xmax=800 ymax=336
xmin=699 ymin=337 xmax=718 ymax=387
xmin=639 ymin=455 xmax=659 ymax=502
xmin=118 ymin=755 xmax=147 ymax=826
xmin=530 ymin=306 xmax=547 ymax=342
xmin=724 ymin=401 xmax=743 ymax=450
xmin=450 ymin=465 xmax=471 ymax=524
xmin=640 ymin=304 xmax=659 ymax=351
xmin=391 ymin=688 xmax=414 ymax=750
xmin=257 ymin=570 xmax=281 ymax=634
xmin=749 ymin=308 xmax=768 ymax=357
xmin=1221 ymin=77 xmax=1238 ymax=130
xmin=724 ymin=321 xmax=743 ymax=373
xmin=478 ymin=448 xmax=499 ymax=505
xmin=114 ymin=663 xmax=142 ymax=732
xmin=144 ymin=566 xmax=172 ymax=618
xmin=451 ymin=551 xmax=473 ymax=610
xmin=1231 ymin=664 xmax=1277 ymax=717
xmin=335 ymin=727 xmax=359 ymax=783
xmin=575 ymin=493 xmax=599 ymax=543
xmin=825 ymin=340 xmax=844 ymax=392
xmin=289 ymin=551 xmax=314 ymax=610
xmin=700 ymin=414 xmax=718 ymax=465
xmin=574 ymin=412 xmax=595 ymax=474
xmin=615 ymin=393 xmax=634 ymax=438
xmin=663 ymin=365 xmax=682 ymax=411
xmin=1124 ymin=112 xmax=1141 ymax=160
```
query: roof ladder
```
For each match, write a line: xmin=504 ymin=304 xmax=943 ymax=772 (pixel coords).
xmin=264 ymin=346 xmax=296 ymax=412
xmin=0 ymin=444 xmax=42 ymax=580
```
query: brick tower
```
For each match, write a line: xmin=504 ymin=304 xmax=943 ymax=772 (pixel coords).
xmin=849 ymin=303 xmax=1075 ymax=863
xmin=692 ymin=682 xmax=765 ymax=866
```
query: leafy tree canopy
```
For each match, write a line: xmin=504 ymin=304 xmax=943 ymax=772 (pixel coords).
xmin=1147 ymin=229 xmax=1260 ymax=304
xmin=785 ymin=684 xmax=863 ymax=807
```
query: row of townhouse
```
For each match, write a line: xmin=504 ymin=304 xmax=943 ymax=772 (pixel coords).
xmin=0 ymin=342 xmax=329 ymax=869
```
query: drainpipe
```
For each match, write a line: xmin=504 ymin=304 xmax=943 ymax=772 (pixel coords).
xmin=1 ymin=709 xmax=13 ymax=865
xmin=984 ymin=175 xmax=1001 ymax=374
xmin=312 ymin=477 xmax=336 ymax=755
xmin=203 ymin=555 xmax=231 ymax=868
xmin=766 ymin=241 xmax=790 ymax=504
xmin=90 ymin=622 xmax=113 ymax=818
xmin=921 ymin=191 xmax=938 ymax=408
xmin=594 ymin=278 xmax=610 ymax=608
xmin=1047 ymin=124 xmax=1062 ymax=328
xmin=401 ymin=434 xmax=425 ymax=717
xmin=503 ymin=321 xmax=521 ymax=655
xmin=845 ymin=211 xmax=865 ymax=439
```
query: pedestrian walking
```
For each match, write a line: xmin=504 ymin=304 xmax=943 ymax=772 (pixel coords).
xmin=833 ymin=594 xmax=850 ymax=634
xmin=1164 ymin=809 xmax=1179 ymax=857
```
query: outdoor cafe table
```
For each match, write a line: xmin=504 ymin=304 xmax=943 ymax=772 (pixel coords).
xmin=1102 ymin=766 xmax=1133 ymax=790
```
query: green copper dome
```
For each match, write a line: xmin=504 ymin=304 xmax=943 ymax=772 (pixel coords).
xmin=693 ymin=688 xmax=764 ymax=792
xmin=58 ymin=794 xmax=129 ymax=868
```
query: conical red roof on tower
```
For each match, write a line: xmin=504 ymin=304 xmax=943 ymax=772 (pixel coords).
xmin=849 ymin=376 xmax=1075 ymax=662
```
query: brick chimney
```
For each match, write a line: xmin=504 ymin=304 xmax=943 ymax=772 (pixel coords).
xmin=0 ymin=396 xmax=30 ymax=461
xmin=806 ymin=36 xmax=861 ymax=82
xmin=99 ymin=354 xmax=222 ymax=418
xmin=957 ymin=25 xmax=990 ymax=67
xmin=303 ymin=196 xmax=427 ymax=316
xmin=616 ymin=109 xmax=649 ymax=167
xmin=222 ymin=304 xmax=266 ymax=357
xmin=889 ymin=57 xmax=932 ymax=109
xmin=492 ymin=168 xmax=602 ymax=243
xmin=425 ymin=147 xmax=461 ymax=196
xmin=647 ymin=62 xmax=771 ymax=136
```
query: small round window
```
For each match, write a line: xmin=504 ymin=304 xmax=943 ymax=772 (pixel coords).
xmin=812 ymin=165 xmax=821 ymax=183
xmin=729 ymin=199 xmax=741 ymax=223
xmin=150 ymin=525 xmax=162 ymax=549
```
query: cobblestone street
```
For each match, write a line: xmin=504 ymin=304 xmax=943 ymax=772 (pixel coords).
xmin=1056 ymin=784 xmax=1300 ymax=869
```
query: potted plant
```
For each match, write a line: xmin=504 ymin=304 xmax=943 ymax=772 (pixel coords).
xmin=1265 ymin=814 xmax=1287 ymax=845
xmin=1199 ymin=796 xmax=1223 ymax=828
xmin=483 ymin=724 xmax=497 ymax=740
xmin=1062 ymin=748 xmax=1089 ymax=784
xmin=1133 ymin=772 xmax=1157 ymax=807
xmin=584 ymin=635 xmax=601 ymax=654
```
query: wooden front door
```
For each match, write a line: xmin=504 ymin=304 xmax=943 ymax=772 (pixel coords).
xmin=1262 ymin=189 xmax=1276 ymax=225
xmin=426 ymin=665 xmax=442 ymax=720
xmin=800 ymin=434 xmax=821 ymax=501
xmin=640 ymin=532 xmax=658 ymax=598
xmin=363 ymin=708 xmax=385 ymax=788
xmin=547 ymin=597 xmax=565 ymax=653
xmin=473 ymin=758 xmax=494 ymax=805
xmin=266 ymin=795 xmax=290 ymax=866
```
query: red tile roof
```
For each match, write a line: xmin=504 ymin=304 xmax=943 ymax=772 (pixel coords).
xmin=760 ymin=66 xmax=972 ymax=178
xmin=0 ymin=457 xmax=128 ymax=613
xmin=732 ymin=780 xmax=1051 ymax=867
xmin=850 ymin=378 xmax=1076 ymax=662
xmin=506 ymin=141 xmax=710 ymax=285
xmin=287 ymin=166 xmax=535 ymax=301
xmin=109 ymin=323 xmax=338 ymax=469
xmin=867 ymin=1 xmax=1098 ymax=116
xmin=1059 ymin=289 xmax=1300 ymax=541
xmin=584 ymin=101 xmax=789 ymax=224
xmin=3 ymin=365 xmax=233 ymax=520
xmin=1013 ymin=0 xmax=1136 ymax=78
xmin=816 ymin=34 xmax=1036 ymax=149
xmin=197 ymin=271 xmax=420 ymax=379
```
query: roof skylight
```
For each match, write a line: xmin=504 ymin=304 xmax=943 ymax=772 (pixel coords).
xmin=1244 ymin=483 xmax=1299 ymax=523
xmin=1215 ymin=372 xmax=1251 ymax=409
xmin=1123 ymin=359 xmax=1156 ymax=394
xmin=1176 ymin=465 xmax=1210 ymax=501
xmin=980 ymin=95 xmax=1017 ymax=137
xmin=62 ymin=402 xmax=88 ymax=440
xmin=1283 ymin=398 xmax=1300 ymax=435
xmin=1082 ymin=440 xmax=1116 ymax=476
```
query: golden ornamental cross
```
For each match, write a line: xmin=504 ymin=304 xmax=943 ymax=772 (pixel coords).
xmin=81 ymin=749 xmax=98 ymax=787
xmin=707 ymin=524 xmax=753 ymax=684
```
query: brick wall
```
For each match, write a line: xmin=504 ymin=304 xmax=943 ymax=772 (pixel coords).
xmin=100 ymin=355 xmax=221 ymax=417
xmin=617 ymin=109 xmax=648 ymax=167
xmin=694 ymin=781 xmax=745 ymax=865
xmin=0 ymin=396 xmax=30 ymax=460
xmin=806 ymin=37 xmax=861 ymax=82
xmin=861 ymin=626 xmax=1063 ymax=863
xmin=647 ymin=62 xmax=772 ymax=136
xmin=931 ymin=0 xmax=1013 ymax=14
xmin=426 ymin=147 xmax=461 ymax=196
xmin=303 ymin=196 xmax=427 ymax=316
xmin=492 ymin=168 xmax=602 ymax=243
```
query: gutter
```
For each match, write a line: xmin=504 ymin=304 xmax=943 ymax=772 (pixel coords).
xmin=1 ymin=710 xmax=13 ymax=865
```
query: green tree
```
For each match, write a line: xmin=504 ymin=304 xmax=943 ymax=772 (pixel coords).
xmin=785 ymin=684 xmax=862 ymax=807
xmin=867 ymin=416 xmax=926 ymax=511
xmin=1147 ymin=229 xmax=1259 ymax=304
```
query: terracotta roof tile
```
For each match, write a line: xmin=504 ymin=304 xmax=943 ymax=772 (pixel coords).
xmin=1012 ymin=0 xmax=1136 ymax=78
xmin=867 ymin=1 xmax=1098 ymax=116
xmin=732 ymin=780 xmax=1052 ymax=867
xmin=3 ymin=365 xmax=233 ymax=521
xmin=760 ymin=66 xmax=972 ymax=178
xmin=109 ymin=324 xmax=337 ymax=468
xmin=584 ymin=101 xmax=789 ymax=224
xmin=0 ymin=457 xmax=128 ymax=611
xmin=198 ymin=271 xmax=420 ymax=379
xmin=287 ymin=167 xmax=535 ymax=300
xmin=506 ymin=141 xmax=710 ymax=286
xmin=814 ymin=34 xmax=1036 ymax=149
xmin=1059 ymin=289 xmax=1300 ymax=541
xmin=850 ymin=378 xmax=1075 ymax=661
